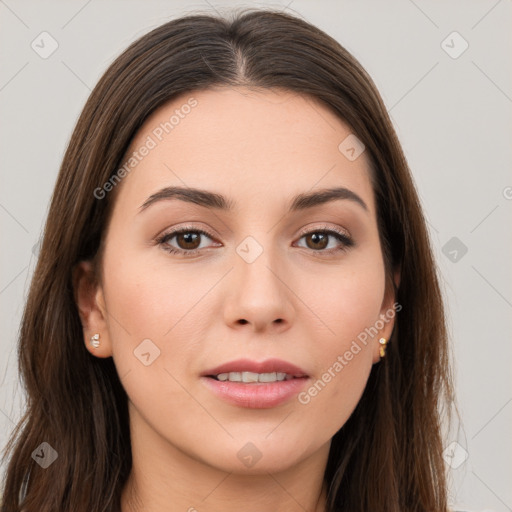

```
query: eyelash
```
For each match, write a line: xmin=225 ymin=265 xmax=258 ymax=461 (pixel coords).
xmin=155 ymin=224 xmax=354 ymax=257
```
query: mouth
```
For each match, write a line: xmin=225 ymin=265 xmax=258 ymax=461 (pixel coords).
xmin=201 ymin=358 xmax=309 ymax=381
xmin=200 ymin=358 xmax=310 ymax=408
xmin=207 ymin=371 xmax=305 ymax=383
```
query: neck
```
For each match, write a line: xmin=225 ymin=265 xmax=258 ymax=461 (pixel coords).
xmin=120 ymin=404 xmax=330 ymax=512
xmin=121 ymin=471 xmax=328 ymax=512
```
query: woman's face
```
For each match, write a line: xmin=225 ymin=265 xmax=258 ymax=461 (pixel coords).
xmin=78 ymin=86 xmax=397 ymax=475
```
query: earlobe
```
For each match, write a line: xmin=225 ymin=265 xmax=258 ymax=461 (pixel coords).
xmin=378 ymin=337 xmax=388 ymax=358
xmin=393 ymin=268 xmax=401 ymax=290
xmin=72 ymin=260 xmax=112 ymax=358
xmin=372 ymin=268 xmax=401 ymax=364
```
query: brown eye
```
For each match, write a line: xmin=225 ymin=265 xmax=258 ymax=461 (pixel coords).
xmin=295 ymin=228 xmax=354 ymax=254
xmin=175 ymin=232 xmax=202 ymax=250
xmin=304 ymin=232 xmax=329 ymax=250
xmin=157 ymin=228 xmax=218 ymax=256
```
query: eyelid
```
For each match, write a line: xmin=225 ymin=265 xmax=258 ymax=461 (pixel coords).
xmin=156 ymin=224 xmax=218 ymax=245
xmin=157 ymin=223 xmax=351 ymax=241
xmin=296 ymin=223 xmax=351 ymax=239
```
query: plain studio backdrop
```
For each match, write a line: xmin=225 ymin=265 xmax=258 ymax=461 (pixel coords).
xmin=0 ymin=1 xmax=510 ymax=511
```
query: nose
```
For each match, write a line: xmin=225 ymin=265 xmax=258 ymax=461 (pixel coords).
xmin=223 ymin=243 xmax=294 ymax=334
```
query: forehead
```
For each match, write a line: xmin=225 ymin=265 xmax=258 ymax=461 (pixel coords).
xmin=113 ymin=86 xmax=375 ymax=215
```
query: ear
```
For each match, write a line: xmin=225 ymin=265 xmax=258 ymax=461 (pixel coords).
xmin=72 ymin=260 xmax=112 ymax=358
xmin=371 ymin=268 xmax=401 ymax=364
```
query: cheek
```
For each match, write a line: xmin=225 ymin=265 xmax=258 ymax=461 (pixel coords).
xmin=293 ymin=254 xmax=385 ymax=426
xmin=101 ymin=243 xmax=222 ymax=386
xmin=100 ymin=247 xmax=210 ymax=426
xmin=102 ymin=244 xmax=202 ymax=338
xmin=305 ymin=252 xmax=386 ymax=350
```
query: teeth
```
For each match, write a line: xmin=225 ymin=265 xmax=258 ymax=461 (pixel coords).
xmin=215 ymin=371 xmax=293 ymax=383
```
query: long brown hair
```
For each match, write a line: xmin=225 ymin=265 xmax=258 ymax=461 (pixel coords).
xmin=1 ymin=8 xmax=454 ymax=511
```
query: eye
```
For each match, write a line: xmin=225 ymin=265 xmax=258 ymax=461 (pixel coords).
xmin=156 ymin=224 xmax=354 ymax=257
xmin=294 ymin=226 xmax=354 ymax=254
xmin=156 ymin=226 xmax=219 ymax=256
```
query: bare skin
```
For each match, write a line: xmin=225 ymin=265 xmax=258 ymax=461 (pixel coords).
xmin=74 ymin=86 xmax=398 ymax=512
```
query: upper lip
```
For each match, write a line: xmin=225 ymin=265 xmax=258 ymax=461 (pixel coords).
xmin=201 ymin=358 xmax=309 ymax=377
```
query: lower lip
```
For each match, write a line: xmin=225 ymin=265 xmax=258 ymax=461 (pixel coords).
xmin=200 ymin=376 xmax=309 ymax=409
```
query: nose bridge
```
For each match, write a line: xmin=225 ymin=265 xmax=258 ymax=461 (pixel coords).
xmin=223 ymin=231 xmax=294 ymax=331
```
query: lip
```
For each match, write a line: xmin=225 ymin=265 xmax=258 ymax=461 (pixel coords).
xmin=200 ymin=358 xmax=310 ymax=409
xmin=201 ymin=358 xmax=309 ymax=378
xmin=201 ymin=375 xmax=309 ymax=409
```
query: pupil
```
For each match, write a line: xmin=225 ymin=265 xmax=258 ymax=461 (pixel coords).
xmin=179 ymin=232 xmax=199 ymax=249
xmin=309 ymin=233 xmax=327 ymax=249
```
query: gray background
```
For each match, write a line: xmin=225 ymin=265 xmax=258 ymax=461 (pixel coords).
xmin=1 ymin=1 xmax=511 ymax=510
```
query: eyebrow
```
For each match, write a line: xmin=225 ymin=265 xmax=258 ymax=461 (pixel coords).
xmin=138 ymin=185 xmax=368 ymax=214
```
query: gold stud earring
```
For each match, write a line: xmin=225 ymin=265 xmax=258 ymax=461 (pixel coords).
xmin=90 ymin=333 xmax=100 ymax=349
xmin=379 ymin=337 xmax=388 ymax=358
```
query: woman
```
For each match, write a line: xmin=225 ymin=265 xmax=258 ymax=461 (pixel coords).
xmin=1 ymin=8 xmax=455 ymax=512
